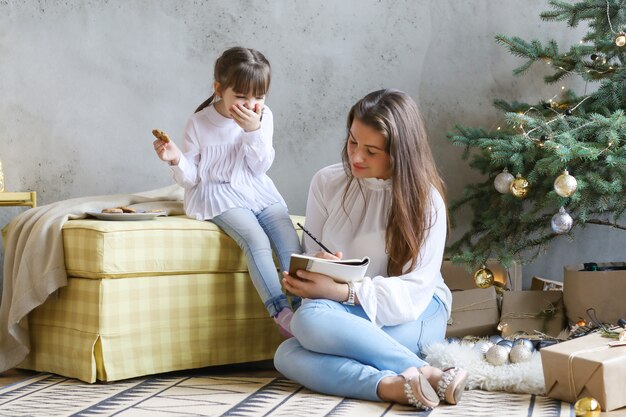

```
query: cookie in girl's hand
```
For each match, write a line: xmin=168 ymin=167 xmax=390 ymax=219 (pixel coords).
xmin=151 ymin=129 xmax=171 ymax=143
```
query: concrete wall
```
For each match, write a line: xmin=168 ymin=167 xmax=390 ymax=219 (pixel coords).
xmin=1 ymin=0 xmax=614 ymax=288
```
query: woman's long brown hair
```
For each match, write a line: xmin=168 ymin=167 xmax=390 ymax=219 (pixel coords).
xmin=195 ymin=47 xmax=271 ymax=113
xmin=341 ymin=89 xmax=446 ymax=276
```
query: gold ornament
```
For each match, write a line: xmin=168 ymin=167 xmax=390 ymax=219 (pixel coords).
xmin=616 ymin=32 xmax=626 ymax=47
xmin=510 ymin=174 xmax=529 ymax=198
xmin=554 ymin=170 xmax=577 ymax=197
xmin=474 ymin=266 xmax=494 ymax=288
xmin=574 ymin=396 xmax=601 ymax=417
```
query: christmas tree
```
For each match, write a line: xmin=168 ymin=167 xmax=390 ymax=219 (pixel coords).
xmin=447 ymin=0 xmax=626 ymax=270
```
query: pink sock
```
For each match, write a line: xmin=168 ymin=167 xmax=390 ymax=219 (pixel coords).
xmin=273 ymin=308 xmax=294 ymax=338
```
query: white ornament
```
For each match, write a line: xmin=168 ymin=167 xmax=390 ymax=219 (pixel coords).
xmin=509 ymin=344 xmax=532 ymax=363
xmin=473 ymin=340 xmax=493 ymax=356
xmin=551 ymin=207 xmax=573 ymax=234
xmin=554 ymin=170 xmax=577 ymax=197
xmin=494 ymin=168 xmax=515 ymax=194
xmin=485 ymin=345 xmax=509 ymax=366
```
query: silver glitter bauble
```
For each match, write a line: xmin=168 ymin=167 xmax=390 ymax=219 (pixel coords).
xmin=554 ymin=170 xmax=577 ymax=198
xmin=551 ymin=207 xmax=573 ymax=234
xmin=509 ymin=344 xmax=533 ymax=363
xmin=512 ymin=338 xmax=536 ymax=353
xmin=485 ymin=345 xmax=509 ymax=366
xmin=494 ymin=168 xmax=515 ymax=194
xmin=473 ymin=340 xmax=493 ymax=355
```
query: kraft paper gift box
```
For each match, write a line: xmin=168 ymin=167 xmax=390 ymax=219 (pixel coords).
xmin=499 ymin=290 xmax=567 ymax=338
xmin=564 ymin=263 xmax=626 ymax=325
xmin=445 ymin=287 xmax=499 ymax=338
xmin=541 ymin=332 xmax=626 ymax=411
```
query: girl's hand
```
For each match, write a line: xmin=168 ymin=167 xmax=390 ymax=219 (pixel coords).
xmin=153 ymin=138 xmax=182 ymax=165
xmin=282 ymin=269 xmax=349 ymax=302
xmin=230 ymin=103 xmax=263 ymax=132
xmin=314 ymin=251 xmax=343 ymax=260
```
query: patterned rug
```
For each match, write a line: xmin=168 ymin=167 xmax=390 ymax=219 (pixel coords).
xmin=0 ymin=372 xmax=573 ymax=417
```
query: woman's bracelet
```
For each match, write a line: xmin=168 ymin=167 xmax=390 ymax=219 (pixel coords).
xmin=342 ymin=282 xmax=356 ymax=306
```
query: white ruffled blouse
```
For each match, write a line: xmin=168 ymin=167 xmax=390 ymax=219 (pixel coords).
xmin=303 ymin=163 xmax=452 ymax=327
xmin=170 ymin=104 xmax=285 ymax=220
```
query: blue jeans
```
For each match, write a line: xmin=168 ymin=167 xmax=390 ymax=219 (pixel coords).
xmin=274 ymin=295 xmax=447 ymax=401
xmin=211 ymin=203 xmax=302 ymax=317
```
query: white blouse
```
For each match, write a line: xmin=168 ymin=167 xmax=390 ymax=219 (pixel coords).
xmin=170 ymin=104 xmax=286 ymax=220
xmin=303 ymin=163 xmax=452 ymax=327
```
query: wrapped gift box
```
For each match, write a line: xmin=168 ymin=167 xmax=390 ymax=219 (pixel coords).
xmin=564 ymin=263 xmax=626 ymax=325
xmin=445 ymin=287 xmax=499 ymax=337
xmin=499 ymin=290 xmax=567 ymax=338
xmin=541 ymin=332 xmax=626 ymax=411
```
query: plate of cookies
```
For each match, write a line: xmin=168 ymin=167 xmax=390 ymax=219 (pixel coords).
xmin=87 ymin=206 xmax=167 ymax=221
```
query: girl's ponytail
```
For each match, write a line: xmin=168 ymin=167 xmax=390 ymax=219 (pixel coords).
xmin=195 ymin=93 xmax=215 ymax=113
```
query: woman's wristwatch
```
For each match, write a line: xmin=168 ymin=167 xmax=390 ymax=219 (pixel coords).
xmin=342 ymin=282 xmax=356 ymax=305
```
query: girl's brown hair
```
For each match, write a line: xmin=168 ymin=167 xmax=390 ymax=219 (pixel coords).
xmin=341 ymin=89 xmax=446 ymax=276
xmin=195 ymin=47 xmax=271 ymax=113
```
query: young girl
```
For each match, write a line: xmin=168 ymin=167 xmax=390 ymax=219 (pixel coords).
xmin=274 ymin=89 xmax=468 ymax=410
xmin=153 ymin=46 xmax=300 ymax=337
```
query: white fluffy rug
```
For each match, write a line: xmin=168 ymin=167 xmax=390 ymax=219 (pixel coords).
xmin=423 ymin=341 xmax=546 ymax=395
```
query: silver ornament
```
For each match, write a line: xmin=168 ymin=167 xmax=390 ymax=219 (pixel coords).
xmin=512 ymin=338 xmax=536 ymax=353
xmin=489 ymin=335 xmax=504 ymax=344
xmin=554 ymin=170 xmax=577 ymax=198
xmin=494 ymin=168 xmax=515 ymax=194
xmin=509 ymin=344 xmax=533 ymax=363
xmin=551 ymin=207 xmax=573 ymax=234
xmin=496 ymin=339 xmax=513 ymax=353
xmin=485 ymin=345 xmax=509 ymax=366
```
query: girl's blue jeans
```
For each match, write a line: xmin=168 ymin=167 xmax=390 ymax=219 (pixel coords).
xmin=274 ymin=295 xmax=447 ymax=401
xmin=211 ymin=203 xmax=302 ymax=317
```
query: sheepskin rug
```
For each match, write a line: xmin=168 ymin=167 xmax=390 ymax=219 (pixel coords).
xmin=422 ymin=341 xmax=546 ymax=395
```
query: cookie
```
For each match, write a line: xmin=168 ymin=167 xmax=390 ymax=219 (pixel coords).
xmin=151 ymin=129 xmax=171 ymax=143
xmin=118 ymin=206 xmax=137 ymax=213
xmin=102 ymin=208 xmax=123 ymax=213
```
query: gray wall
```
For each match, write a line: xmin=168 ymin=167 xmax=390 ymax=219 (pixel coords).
xmin=0 ymin=0 xmax=612 ymax=288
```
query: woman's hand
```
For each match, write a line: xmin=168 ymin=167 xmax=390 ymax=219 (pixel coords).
xmin=230 ymin=103 xmax=263 ymax=132
xmin=282 ymin=269 xmax=349 ymax=302
xmin=153 ymin=138 xmax=182 ymax=165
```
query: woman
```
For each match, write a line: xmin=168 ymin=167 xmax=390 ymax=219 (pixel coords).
xmin=274 ymin=89 xmax=467 ymax=410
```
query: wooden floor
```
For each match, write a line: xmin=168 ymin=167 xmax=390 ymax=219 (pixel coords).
xmin=2 ymin=364 xmax=625 ymax=416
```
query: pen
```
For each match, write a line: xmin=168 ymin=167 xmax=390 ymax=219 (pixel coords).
xmin=296 ymin=222 xmax=333 ymax=255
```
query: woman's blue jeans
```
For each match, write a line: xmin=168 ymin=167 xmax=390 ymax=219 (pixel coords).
xmin=274 ymin=295 xmax=447 ymax=401
xmin=211 ymin=203 xmax=302 ymax=317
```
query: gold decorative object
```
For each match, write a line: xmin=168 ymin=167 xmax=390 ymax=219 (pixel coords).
xmin=615 ymin=32 xmax=626 ymax=47
xmin=510 ymin=174 xmax=529 ymax=198
xmin=554 ymin=170 xmax=577 ymax=197
xmin=474 ymin=266 xmax=495 ymax=288
xmin=574 ymin=396 xmax=601 ymax=417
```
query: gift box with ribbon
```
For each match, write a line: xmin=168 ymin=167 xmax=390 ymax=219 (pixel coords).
xmin=445 ymin=287 xmax=500 ymax=338
xmin=498 ymin=290 xmax=567 ymax=338
xmin=541 ymin=332 xmax=626 ymax=411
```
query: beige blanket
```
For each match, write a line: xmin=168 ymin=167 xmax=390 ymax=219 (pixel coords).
xmin=0 ymin=184 xmax=185 ymax=372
